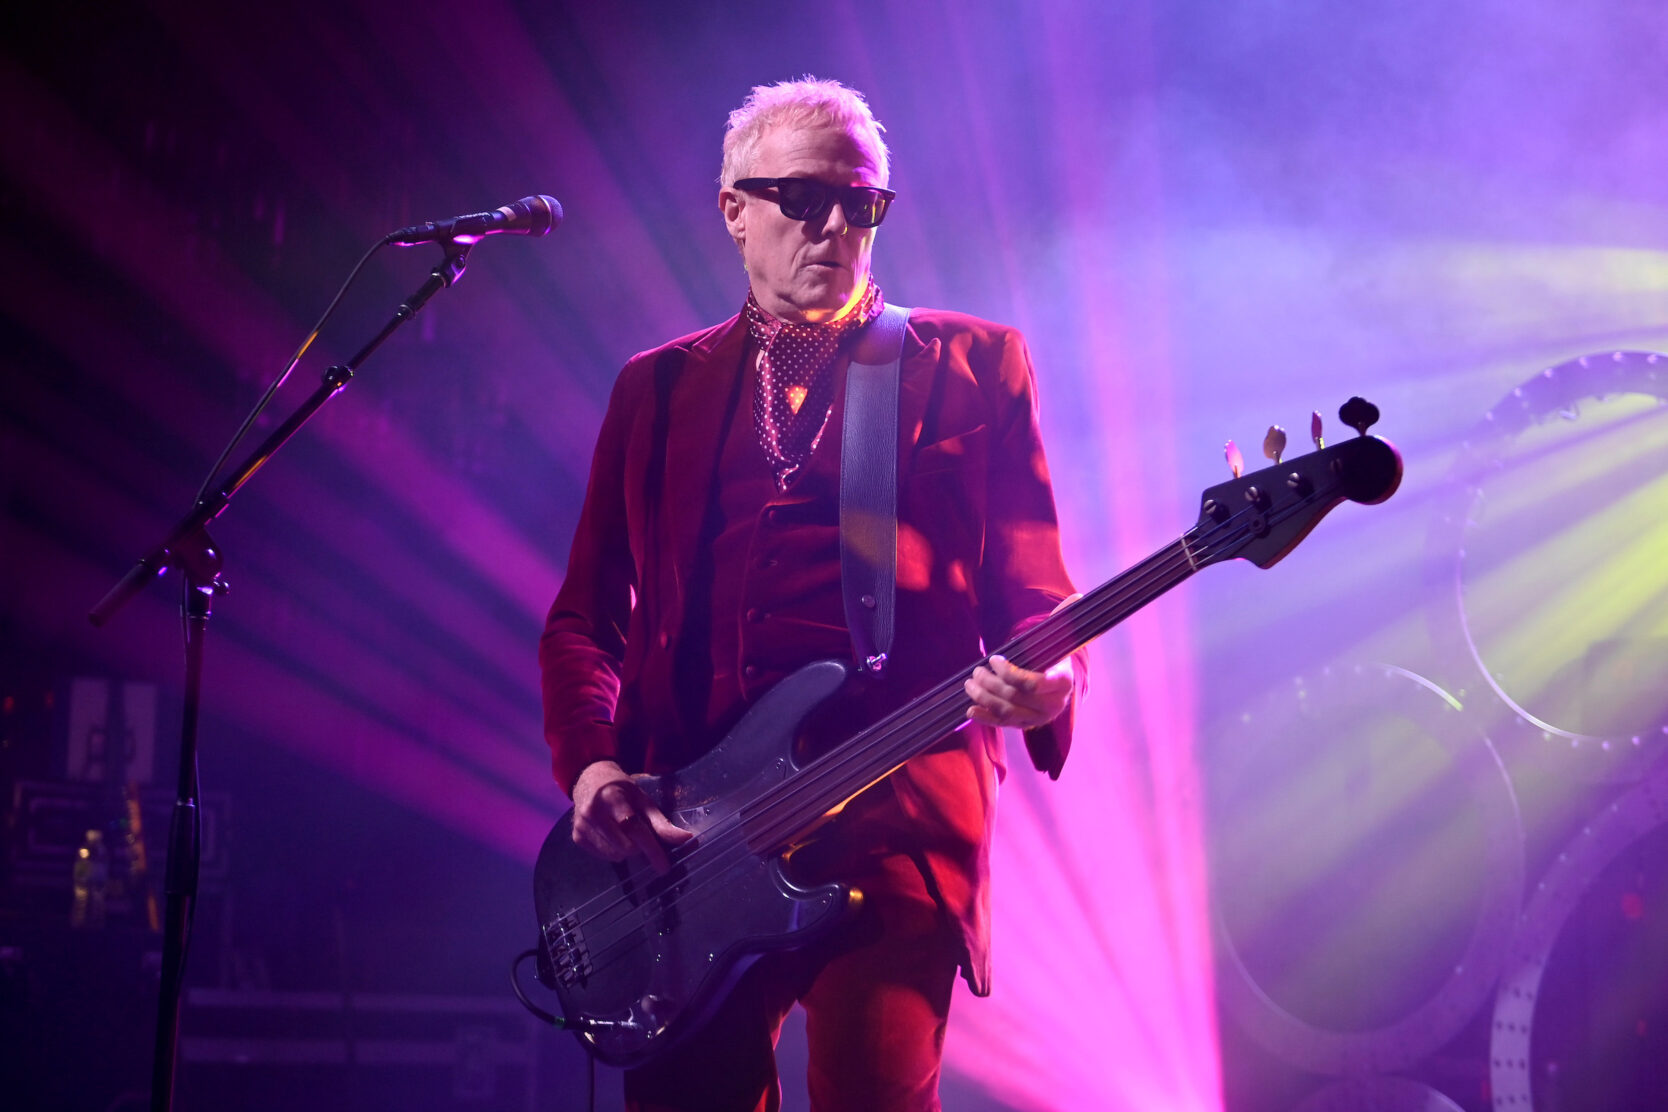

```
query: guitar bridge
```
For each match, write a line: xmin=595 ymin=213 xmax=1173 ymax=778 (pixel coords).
xmin=542 ymin=912 xmax=592 ymax=988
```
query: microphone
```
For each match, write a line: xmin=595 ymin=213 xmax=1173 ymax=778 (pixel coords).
xmin=387 ymin=195 xmax=563 ymax=245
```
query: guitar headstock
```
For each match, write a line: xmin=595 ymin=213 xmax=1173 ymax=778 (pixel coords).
xmin=1190 ymin=400 xmax=1402 ymax=571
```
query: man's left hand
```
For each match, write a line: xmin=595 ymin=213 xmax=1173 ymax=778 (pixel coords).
xmin=964 ymin=654 xmax=1073 ymax=730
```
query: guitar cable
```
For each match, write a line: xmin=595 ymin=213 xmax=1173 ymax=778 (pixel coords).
xmin=511 ymin=948 xmax=647 ymax=1035
xmin=510 ymin=948 xmax=562 ymax=1027
xmin=511 ymin=949 xmax=597 ymax=1110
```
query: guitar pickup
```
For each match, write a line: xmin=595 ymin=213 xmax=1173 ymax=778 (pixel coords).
xmin=542 ymin=912 xmax=593 ymax=988
xmin=618 ymin=858 xmax=685 ymax=935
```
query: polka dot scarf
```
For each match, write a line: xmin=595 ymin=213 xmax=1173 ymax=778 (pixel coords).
xmin=744 ymin=282 xmax=883 ymax=490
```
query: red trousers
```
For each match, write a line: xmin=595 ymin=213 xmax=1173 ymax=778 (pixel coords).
xmin=622 ymin=852 xmax=962 ymax=1112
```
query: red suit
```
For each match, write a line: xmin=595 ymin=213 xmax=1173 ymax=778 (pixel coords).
xmin=541 ymin=306 xmax=1083 ymax=1109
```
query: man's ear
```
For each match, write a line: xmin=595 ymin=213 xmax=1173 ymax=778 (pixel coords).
xmin=719 ymin=188 xmax=746 ymax=248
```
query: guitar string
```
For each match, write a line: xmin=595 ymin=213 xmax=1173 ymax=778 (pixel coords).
xmin=736 ymin=537 xmax=1192 ymax=849
xmin=549 ymin=540 xmax=1197 ymax=988
xmin=550 ymin=502 xmax=1259 ymax=977
xmin=553 ymin=511 xmax=1243 ymax=978
xmin=551 ymin=488 xmax=1314 ymax=984
xmin=553 ymin=551 xmax=1218 ymax=990
xmin=547 ymin=532 xmax=1205 ymax=978
xmin=554 ymin=545 xmax=1207 ymax=988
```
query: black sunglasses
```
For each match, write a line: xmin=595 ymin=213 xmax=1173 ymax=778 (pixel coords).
xmin=733 ymin=177 xmax=897 ymax=229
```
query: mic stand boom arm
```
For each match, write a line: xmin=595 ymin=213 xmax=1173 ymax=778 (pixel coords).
xmin=89 ymin=239 xmax=473 ymax=626
xmin=86 ymin=237 xmax=473 ymax=1112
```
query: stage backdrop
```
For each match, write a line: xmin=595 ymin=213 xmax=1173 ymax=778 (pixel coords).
xmin=2 ymin=2 xmax=1664 ymax=1110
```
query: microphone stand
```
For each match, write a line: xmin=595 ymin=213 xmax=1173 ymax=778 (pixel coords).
xmin=88 ymin=237 xmax=475 ymax=1112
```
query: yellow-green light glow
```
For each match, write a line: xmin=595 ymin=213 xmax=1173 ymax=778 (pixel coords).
xmin=1214 ymin=686 xmax=1503 ymax=1027
xmin=1461 ymin=393 xmax=1668 ymax=738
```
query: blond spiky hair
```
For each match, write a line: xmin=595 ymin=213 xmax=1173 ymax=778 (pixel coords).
xmin=719 ymin=76 xmax=890 ymax=188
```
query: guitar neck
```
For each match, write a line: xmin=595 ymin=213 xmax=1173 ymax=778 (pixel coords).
xmin=740 ymin=533 xmax=1202 ymax=850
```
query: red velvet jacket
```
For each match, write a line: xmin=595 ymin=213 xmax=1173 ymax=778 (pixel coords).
xmin=540 ymin=306 xmax=1084 ymax=994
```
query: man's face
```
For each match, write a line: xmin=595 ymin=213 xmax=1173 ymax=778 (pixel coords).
xmin=720 ymin=122 xmax=885 ymax=324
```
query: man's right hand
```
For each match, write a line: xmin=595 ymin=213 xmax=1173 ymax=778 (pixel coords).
xmin=569 ymin=760 xmax=695 ymax=874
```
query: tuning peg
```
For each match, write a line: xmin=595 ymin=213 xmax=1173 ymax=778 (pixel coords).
xmin=1310 ymin=411 xmax=1324 ymax=450
xmin=1225 ymin=439 xmax=1244 ymax=479
xmin=1262 ymin=425 xmax=1287 ymax=464
xmin=1339 ymin=396 xmax=1380 ymax=437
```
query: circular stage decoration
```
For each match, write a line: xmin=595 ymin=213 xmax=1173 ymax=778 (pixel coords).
xmin=1429 ymin=350 xmax=1668 ymax=782
xmin=1291 ymin=1076 xmax=1468 ymax=1112
xmin=1488 ymin=752 xmax=1668 ymax=1110
xmin=1212 ymin=663 xmax=1524 ymax=1076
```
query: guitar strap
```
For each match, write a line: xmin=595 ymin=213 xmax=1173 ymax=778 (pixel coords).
xmin=840 ymin=302 xmax=910 ymax=675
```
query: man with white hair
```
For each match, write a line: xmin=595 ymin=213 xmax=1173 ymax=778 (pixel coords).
xmin=541 ymin=77 xmax=1084 ymax=1111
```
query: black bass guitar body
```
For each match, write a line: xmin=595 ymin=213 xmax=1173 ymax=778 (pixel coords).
xmin=534 ymin=659 xmax=861 ymax=1068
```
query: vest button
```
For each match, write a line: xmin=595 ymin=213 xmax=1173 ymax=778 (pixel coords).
xmin=743 ymin=664 xmax=759 ymax=679
xmin=745 ymin=608 xmax=763 ymax=623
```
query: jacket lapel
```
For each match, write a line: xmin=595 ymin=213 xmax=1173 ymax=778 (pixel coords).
xmin=661 ymin=312 xmax=748 ymax=599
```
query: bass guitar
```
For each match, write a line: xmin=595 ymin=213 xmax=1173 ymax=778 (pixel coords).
xmin=532 ymin=399 xmax=1401 ymax=1066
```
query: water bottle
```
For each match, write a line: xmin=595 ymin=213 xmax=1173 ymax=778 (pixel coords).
xmin=70 ymin=829 xmax=108 ymax=929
